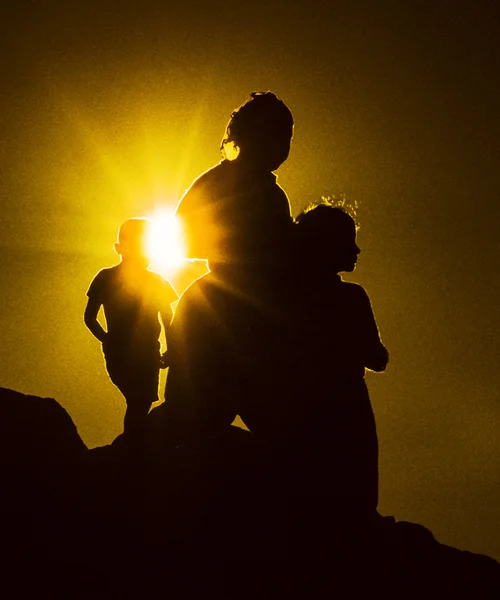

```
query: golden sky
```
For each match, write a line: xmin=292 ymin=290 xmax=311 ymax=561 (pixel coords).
xmin=0 ymin=0 xmax=499 ymax=560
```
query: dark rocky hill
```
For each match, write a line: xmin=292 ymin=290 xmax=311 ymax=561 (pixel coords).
xmin=1 ymin=386 xmax=499 ymax=598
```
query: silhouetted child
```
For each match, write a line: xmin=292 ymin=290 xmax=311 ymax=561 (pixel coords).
xmin=84 ymin=218 xmax=178 ymax=435
xmin=294 ymin=201 xmax=388 ymax=514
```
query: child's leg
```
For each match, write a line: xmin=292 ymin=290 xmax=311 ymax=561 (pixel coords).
xmin=123 ymin=396 xmax=153 ymax=436
xmin=105 ymin=348 xmax=160 ymax=436
xmin=122 ymin=361 xmax=160 ymax=436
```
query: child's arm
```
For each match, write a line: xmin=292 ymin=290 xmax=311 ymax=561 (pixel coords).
xmin=160 ymin=304 xmax=174 ymax=335
xmin=84 ymin=295 xmax=107 ymax=343
xmin=159 ymin=279 xmax=178 ymax=368
xmin=365 ymin=339 xmax=389 ymax=373
xmin=358 ymin=287 xmax=389 ymax=372
xmin=159 ymin=304 xmax=174 ymax=368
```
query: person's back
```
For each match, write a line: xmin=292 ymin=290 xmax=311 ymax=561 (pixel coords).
xmin=175 ymin=91 xmax=295 ymax=268
xmin=177 ymin=159 xmax=292 ymax=267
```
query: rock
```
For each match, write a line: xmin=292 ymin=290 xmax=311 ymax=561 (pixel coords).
xmin=0 ymin=386 xmax=87 ymax=462
xmin=1 ymin=386 xmax=499 ymax=597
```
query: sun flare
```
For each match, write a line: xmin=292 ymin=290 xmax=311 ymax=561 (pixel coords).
xmin=146 ymin=210 xmax=185 ymax=276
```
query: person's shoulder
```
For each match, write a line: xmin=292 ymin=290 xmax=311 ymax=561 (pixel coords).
xmin=87 ymin=265 xmax=117 ymax=296
xmin=91 ymin=265 xmax=119 ymax=284
xmin=340 ymin=280 xmax=370 ymax=300
xmin=200 ymin=160 xmax=228 ymax=179
xmin=179 ymin=271 xmax=220 ymax=304
xmin=185 ymin=270 xmax=217 ymax=293
xmin=100 ymin=264 xmax=120 ymax=275
xmin=341 ymin=280 xmax=364 ymax=291
xmin=175 ymin=161 xmax=226 ymax=214
xmin=146 ymin=268 xmax=168 ymax=283
xmin=190 ymin=161 xmax=227 ymax=188
xmin=170 ymin=273 xmax=215 ymax=323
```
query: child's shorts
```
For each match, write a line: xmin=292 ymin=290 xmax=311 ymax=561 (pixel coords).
xmin=103 ymin=346 xmax=160 ymax=405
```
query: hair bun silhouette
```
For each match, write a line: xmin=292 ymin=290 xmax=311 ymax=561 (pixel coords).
xmin=221 ymin=91 xmax=294 ymax=156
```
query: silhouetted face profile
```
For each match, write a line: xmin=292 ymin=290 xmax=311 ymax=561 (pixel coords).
xmin=114 ymin=218 xmax=152 ymax=269
xmin=332 ymin=218 xmax=360 ymax=272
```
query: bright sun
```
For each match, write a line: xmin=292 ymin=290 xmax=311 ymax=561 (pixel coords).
xmin=146 ymin=210 xmax=186 ymax=275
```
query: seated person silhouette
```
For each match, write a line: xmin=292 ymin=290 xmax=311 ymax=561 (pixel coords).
xmin=161 ymin=91 xmax=296 ymax=443
xmin=292 ymin=200 xmax=389 ymax=514
xmin=84 ymin=218 xmax=178 ymax=436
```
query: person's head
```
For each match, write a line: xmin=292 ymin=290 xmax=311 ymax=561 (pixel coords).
xmin=295 ymin=202 xmax=360 ymax=273
xmin=221 ymin=91 xmax=294 ymax=172
xmin=114 ymin=218 xmax=151 ymax=268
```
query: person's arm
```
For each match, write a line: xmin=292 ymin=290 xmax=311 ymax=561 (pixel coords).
xmin=158 ymin=278 xmax=178 ymax=367
xmin=159 ymin=304 xmax=174 ymax=368
xmin=160 ymin=304 xmax=174 ymax=335
xmin=84 ymin=295 xmax=107 ymax=343
xmin=365 ymin=340 xmax=389 ymax=373
xmin=357 ymin=287 xmax=389 ymax=372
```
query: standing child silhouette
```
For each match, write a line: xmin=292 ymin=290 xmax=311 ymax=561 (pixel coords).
xmin=84 ymin=218 xmax=178 ymax=435
xmin=294 ymin=201 xmax=388 ymax=513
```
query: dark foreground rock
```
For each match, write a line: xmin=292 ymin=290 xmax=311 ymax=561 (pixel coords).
xmin=0 ymin=387 xmax=87 ymax=552
xmin=0 ymin=387 xmax=499 ymax=598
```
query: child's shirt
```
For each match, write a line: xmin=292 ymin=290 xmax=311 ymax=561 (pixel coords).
xmin=87 ymin=263 xmax=177 ymax=352
xmin=299 ymin=273 xmax=387 ymax=381
xmin=330 ymin=276 xmax=385 ymax=374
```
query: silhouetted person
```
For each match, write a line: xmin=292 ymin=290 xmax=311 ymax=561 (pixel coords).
xmin=161 ymin=91 xmax=296 ymax=441
xmin=175 ymin=91 xmax=294 ymax=267
xmin=292 ymin=201 xmax=388 ymax=514
xmin=85 ymin=218 xmax=177 ymax=436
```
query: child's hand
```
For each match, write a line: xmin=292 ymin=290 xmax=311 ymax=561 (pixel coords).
xmin=160 ymin=351 xmax=170 ymax=369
